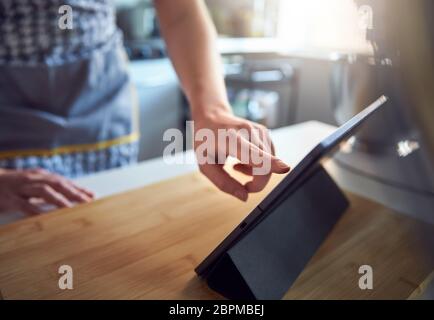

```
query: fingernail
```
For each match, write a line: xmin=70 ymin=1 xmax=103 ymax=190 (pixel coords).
xmin=277 ymin=161 xmax=290 ymax=172
xmin=84 ymin=189 xmax=94 ymax=196
xmin=80 ymin=195 xmax=91 ymax=203
xmin=235 ymin=190 xmax=248 ymax=202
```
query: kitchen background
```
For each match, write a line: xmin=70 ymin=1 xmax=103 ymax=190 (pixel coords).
xmin=114 ymin=0 xmax=372 ymax=161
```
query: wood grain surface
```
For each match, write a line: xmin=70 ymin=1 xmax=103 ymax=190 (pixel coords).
xmin=0 ymin=170 xmax=433 ymax=300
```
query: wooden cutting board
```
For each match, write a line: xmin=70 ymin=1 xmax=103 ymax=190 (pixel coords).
xmin=0 ymin=170 xmax=433 ymax=300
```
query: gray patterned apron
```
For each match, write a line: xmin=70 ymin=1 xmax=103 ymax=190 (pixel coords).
xmin=0 ymin=0 xmax=139 ymax=178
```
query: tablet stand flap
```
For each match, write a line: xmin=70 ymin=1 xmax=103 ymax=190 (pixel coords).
xmin=205 ymin=165 xmax=349 ymax=300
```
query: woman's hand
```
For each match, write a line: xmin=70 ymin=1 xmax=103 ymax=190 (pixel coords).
xmin=192 ymin=106 xmax=290 ymax=202
xmin=0 ymin=168 xmax=94 ymax=215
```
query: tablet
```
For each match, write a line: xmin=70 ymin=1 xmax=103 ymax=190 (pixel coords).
xmin=195 ymin=95 xmax=388 ymax=277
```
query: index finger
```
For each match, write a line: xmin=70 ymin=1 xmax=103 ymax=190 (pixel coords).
xmin=233 ymin=163 xmax=272 ymax=193
xmin=199 ymin=163 xmax=248 ymax=201
xmin=234 ymin=136 xmax=290 ymax=175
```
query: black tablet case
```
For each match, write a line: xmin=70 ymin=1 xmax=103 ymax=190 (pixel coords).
xmin=204 ymin=165 xmax=349 ymax=300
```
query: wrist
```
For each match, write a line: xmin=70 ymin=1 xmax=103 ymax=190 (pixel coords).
xmin=190 ymin=99 xmax=232 ymax=122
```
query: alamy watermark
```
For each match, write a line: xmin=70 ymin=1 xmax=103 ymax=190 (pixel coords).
xmin=358 ymin=5 xmax=374 ymax=31
xmin=58 ymin=5 xmax=73 ymax=30
xmin=58 ymin=265 xmax=73 ymax=290
xmin=358 ymin=265 xmax=373 ymax=290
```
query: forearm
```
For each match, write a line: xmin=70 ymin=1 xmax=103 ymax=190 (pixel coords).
xmin=154 ymin=0 xmax=230 ymax=118
xmin=154 ymin=0 xmax=289 ymax=200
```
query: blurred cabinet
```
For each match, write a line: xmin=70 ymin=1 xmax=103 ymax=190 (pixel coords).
xmin=128 ymin=59 xmax=183 ymax=161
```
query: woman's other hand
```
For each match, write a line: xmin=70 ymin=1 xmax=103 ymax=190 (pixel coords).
xmin=0 ymin=168 xmax=94 ymax=215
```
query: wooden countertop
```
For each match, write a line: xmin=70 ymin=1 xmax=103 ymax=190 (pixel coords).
xmin=1 ymin=168 xmax=434 ymax=300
